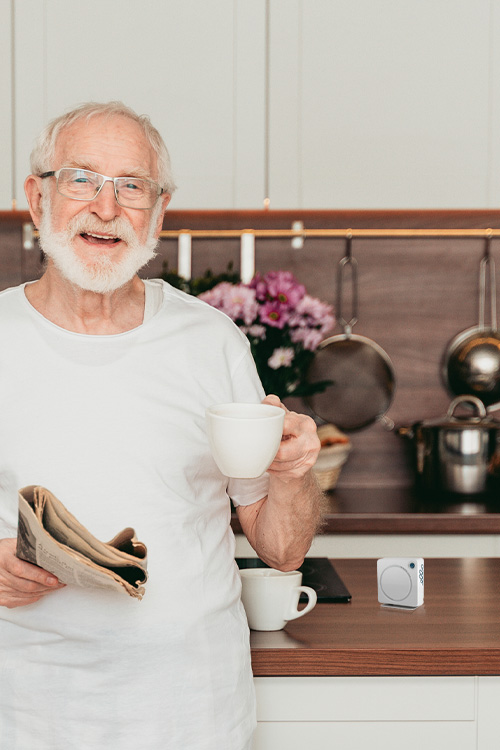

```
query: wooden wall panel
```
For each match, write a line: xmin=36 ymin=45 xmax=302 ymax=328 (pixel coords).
xmin=2 ymin=210 xmax=499 ymax=491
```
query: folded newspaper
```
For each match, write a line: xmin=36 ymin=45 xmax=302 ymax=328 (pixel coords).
xmin=16 ymin=485 xmax=148 ymax=599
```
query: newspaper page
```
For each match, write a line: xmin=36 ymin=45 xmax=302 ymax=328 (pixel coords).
xmin=16 ymin=486 xmax=148 ymax=599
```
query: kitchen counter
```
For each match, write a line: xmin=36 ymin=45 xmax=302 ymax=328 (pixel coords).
xmin=250 ymin=557 xmax=500 ymax=676
xmin=319 ymin=487 xmax=500 ymax=534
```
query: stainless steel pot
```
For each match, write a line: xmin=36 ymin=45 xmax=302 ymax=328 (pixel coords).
xmin=399 ymin=395 xmax=500 ymax=496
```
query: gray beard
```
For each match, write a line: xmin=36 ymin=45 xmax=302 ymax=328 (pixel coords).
xmin=38 ymin=203 xmax=162 ymax=294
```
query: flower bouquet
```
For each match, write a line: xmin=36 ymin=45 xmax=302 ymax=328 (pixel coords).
xmin=198 ymin=270 xmax=335 ymax=400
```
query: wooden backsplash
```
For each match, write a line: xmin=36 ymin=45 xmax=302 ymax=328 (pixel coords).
xmin=3 ymin=209 xmax=500 ymax=490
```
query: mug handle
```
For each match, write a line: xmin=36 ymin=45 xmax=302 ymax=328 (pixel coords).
xmin=287 ymin=586 xmax=317 ymax=621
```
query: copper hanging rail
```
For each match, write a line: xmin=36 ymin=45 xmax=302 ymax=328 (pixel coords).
xmin=19 ymin=225 xmax=500 ymax=247
xmin=158 ymin=227 xmax=499 ymax=239
xmin=26 ymin=227 xmax=500 ymax=239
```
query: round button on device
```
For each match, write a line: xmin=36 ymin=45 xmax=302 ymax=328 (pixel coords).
xmin=380 ymin=565 xmax=412 ymax=602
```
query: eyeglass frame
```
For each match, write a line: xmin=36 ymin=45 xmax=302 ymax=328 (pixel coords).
xmin=39 ymin=167 xmax=167 ymax=210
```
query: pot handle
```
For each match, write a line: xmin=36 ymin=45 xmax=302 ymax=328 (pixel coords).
xmin=446 ymin=395 xmax=487 ymax=421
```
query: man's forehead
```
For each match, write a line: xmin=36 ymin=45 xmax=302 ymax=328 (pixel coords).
xmin=53 ymin=115 xmax=157 ymax=176
xmin=60 ymin=157 xmax=153 ymax=180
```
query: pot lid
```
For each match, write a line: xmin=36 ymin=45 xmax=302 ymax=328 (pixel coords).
xmin=416 ymin=395 xmax=500 ymax=430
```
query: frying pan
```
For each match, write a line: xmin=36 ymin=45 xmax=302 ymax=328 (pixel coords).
xmin=443 ymin=236 xmax=500 ymax=406
xmin=306 ymin=237 xmax=396 ymax=431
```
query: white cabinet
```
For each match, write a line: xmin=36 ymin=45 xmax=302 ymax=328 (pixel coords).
xmin=268 ymin=0 xmax=496 ymax=209
xmin=0 ymin=2 xmax=12 ymax=209
xmin=11 ymin=0 xmax=266 ymax=210
xmin=477 ymin=677 xmax=500 ymax=750
xmin=252 ymin=676 xmax=500 ymax=750
xmin=6 ymin=1 xmax=500 ymax=210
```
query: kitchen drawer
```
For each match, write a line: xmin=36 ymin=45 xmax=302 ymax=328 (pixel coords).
xmin=252 ymin=720 xmax=476 ymax=750
xmin=254 ymin=676 xmax=475 ymax=722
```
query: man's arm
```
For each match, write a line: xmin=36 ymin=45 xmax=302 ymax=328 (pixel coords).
xmin=236 ymin=395 xmax=326 ymax=571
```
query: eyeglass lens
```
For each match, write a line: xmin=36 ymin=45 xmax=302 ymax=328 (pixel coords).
xmin=56 ymin=168 xmax=160 ymax=209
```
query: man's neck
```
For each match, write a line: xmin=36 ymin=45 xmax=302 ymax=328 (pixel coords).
xmin=24 ymin=265 xmax=146 ymax=335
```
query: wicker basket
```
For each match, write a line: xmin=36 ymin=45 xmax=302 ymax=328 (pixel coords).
xmin=312 ymin=424 xmax=351 ymax=491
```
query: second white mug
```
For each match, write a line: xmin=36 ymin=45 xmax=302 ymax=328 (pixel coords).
xmin=240 ymin=568 xmax=317 ymax=631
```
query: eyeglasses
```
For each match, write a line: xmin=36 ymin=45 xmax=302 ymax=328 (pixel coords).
xmin=39 ymin=167 xmax=165 ymax=210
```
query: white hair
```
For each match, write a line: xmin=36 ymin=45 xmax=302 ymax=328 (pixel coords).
xmin=30 ymin=101 xmax=176 ymax=194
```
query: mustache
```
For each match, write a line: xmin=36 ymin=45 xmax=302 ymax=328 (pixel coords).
xmin=65 ymin=214 xmax=138 ymax=245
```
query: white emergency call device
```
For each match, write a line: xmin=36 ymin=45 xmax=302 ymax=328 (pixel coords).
xmin=377 ymin=557 xmax=424 ymax=610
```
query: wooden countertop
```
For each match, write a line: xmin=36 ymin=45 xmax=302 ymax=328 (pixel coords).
xmin=250 ymin=557 xmax=500 ymax=676
xmin=232 ymin=487 xmax=500 ymax=535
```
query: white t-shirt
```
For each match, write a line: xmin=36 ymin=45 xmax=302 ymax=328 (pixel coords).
xmin=0 ymin=280 xmax=269 ymax=750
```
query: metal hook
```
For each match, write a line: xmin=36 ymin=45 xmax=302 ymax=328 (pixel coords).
xmin=485 ymin=230 xmax=492 ymax=259
xmin=479 ymin=232 xmax=497 ymax=330
xmin=337 ymin=232 xmax=358 ymax=335
xmin=346 ymin=229 xmax=353 ymax=259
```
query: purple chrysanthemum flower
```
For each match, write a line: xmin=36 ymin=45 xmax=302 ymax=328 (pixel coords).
xmin=250 ymin=271 xmax=306 ymax=308
xmin=265 ymin=271 xmax=305 ymax=307
xmin=288 ymin=295 xmax=335 ymax=334
xmin=259 ymin=301 xmax=290 ymax=329
xmin=290 ymin=327 xmax=324 ymax=351
xmin=199 ymin=283 xmax=258 ymax=325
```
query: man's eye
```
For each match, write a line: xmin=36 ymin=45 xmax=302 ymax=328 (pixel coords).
xmin=74 ymin=177 xmax=91 ymax=184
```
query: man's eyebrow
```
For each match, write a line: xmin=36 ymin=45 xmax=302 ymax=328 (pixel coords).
xmin=63 ymin=159 xmax=102 ymax=172
xmin=62 ymin=160 xmax=154 ymax=180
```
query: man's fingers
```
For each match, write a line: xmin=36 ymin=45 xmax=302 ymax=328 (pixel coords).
xmin=262 ymin=394 xmax=288 ymax=412
xmin=7 ymin=555 xmax=60 ymax=588
xmin=0 ymin=538 xmax=63 ymax=610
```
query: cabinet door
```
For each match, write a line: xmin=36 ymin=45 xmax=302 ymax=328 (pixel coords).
xmin=268 ymin=0 xmax=493 ymax=209
xmin=477 ymin=677 xmax=500 ymax=750
xmin=12 ymin=0 xmax=266 ymax=209
xmin=0 ymin=1 xmax=12 ymax=209
xmin=253 ymin=721 xmax=476 ymax=750
xmin=253 ymin=676 xmax=477 ymax=750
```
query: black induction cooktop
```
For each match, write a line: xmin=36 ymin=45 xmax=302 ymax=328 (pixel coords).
xmin=236 ymin=557 xmax=351 ymax=603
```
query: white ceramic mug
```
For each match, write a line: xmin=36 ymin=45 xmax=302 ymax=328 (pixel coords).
xmin=205 ymin=402 xmax=285 ymax=478
xmin=239 ymin=568 xmax=317 ymax=631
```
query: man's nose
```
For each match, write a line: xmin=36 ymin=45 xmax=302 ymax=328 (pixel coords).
xmin=91 ymin=179 xmax=120 ymax=220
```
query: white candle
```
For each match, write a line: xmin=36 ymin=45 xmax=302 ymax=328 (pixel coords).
xmin=177 ymin=232 xmax=192 ymax=280
xmin=240 ymin=232 xmax=255 ymax=284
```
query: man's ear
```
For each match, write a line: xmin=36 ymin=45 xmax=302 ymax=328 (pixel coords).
xmin=154 ymin=193 xmax=171 ymax=237
xmin=24 ymin=175 xmax=45 ymax=229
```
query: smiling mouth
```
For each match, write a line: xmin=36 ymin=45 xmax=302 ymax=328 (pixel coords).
xmin=80 ymin=232 xmax=122 ymax=246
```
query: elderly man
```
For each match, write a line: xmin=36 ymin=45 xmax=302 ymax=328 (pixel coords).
xmin=0 ymin=102 xmax=323 ymax=750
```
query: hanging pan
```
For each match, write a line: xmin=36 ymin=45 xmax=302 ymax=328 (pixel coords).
xmin=443 ymin=236 xmax=500 ymax=406
xmin=305 ymin=236 xmax=396 ymax=431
